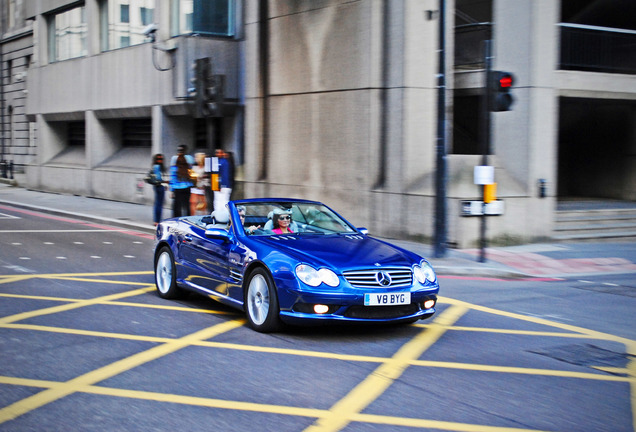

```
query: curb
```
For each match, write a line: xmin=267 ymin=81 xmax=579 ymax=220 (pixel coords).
xmin=0 ymin=178 xmax=18 ymax=187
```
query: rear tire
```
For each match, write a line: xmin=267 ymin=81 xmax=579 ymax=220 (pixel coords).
xmin=245 ymin=268 xmax=282 ymax=333
xmin=155 ymin=246 xmax=181 ymax=299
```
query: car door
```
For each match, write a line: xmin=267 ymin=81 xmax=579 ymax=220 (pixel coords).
xmin=180 ymin=223 xmax=231 ymax=293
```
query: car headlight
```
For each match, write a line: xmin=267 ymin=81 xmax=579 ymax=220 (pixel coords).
xmin=295 ymin=264 xmax=340 ymax=287
xmin=414 ymin=261 xmax=436 ymax=283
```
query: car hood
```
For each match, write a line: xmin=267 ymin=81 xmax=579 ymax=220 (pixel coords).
xmin=249 ymin=234 xmax=421 ymax=270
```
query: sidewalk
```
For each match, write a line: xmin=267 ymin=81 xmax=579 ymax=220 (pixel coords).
xmin=2 ymin=178 xmax=636 ymax=280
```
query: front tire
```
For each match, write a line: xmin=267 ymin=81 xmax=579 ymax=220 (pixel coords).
xmin=245 ymin=268 xmax=282 ymax=333
xmin=155 ymin=246 xmax=181 ymax=299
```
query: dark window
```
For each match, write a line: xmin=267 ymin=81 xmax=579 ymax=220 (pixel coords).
xmin=68 ymin=121 xmax=86 ymax=147
xmin=452 ymin=94 xmax=483 ymax=155
xmin=122 ymin=119 xmax=152 ymax=147
xmin=194 ymin=118 xmax=207 ymax=149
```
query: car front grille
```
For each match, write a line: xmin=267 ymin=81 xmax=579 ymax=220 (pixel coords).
xmin=342 ymin=268 xmax=412 ymax=288
xmin=344 ymin=303 xmax=420 ymax=319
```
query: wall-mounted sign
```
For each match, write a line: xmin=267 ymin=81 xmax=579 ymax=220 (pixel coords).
xmin=460 ymin=200 xmax=505 ymax=216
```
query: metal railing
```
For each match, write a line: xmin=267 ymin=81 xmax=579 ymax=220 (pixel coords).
xmin=454 ymin=22 xmax=636 ymax=75
xmin=559 ymin=24 xmax=636 ymax=74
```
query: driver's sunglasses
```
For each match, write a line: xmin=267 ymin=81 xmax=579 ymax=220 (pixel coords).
xmin=279 ymin=216 xmax=291 ymax=221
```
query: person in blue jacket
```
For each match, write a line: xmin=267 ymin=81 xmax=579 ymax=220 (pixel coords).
xmin=169 ymin=145 xmax=195 ymax=217
xmin=150 ymin=153 xmax=168 ymax=225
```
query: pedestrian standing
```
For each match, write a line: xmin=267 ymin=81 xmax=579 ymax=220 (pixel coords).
xmin=214 ymin=149 xmax=234 ymax=212
xmin=150 ymin=153 xmax=168 ymax=225
xmin=169 ymin=144 xmax=195 ymax=218
xmin=190 ymin=152 xmax=208 ymax=215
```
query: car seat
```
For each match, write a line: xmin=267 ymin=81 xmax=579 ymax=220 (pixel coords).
xmin=207 ymin=208 xmax=230 ymax=229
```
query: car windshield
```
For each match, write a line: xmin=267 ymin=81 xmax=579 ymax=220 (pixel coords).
xmin=236 ymin=201 xmax=357 ymax=236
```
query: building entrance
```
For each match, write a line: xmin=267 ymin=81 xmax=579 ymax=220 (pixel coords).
xmin=557 ymin=97 xmax=636 ymax=201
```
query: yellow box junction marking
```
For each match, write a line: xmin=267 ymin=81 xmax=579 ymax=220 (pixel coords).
xmin=0 ymin=271 xmax=634 ymax=431
xmin=303 ymin=305 xmax=468 ymax=432
xmin=0 ymin=319 xmax=244 ymax=424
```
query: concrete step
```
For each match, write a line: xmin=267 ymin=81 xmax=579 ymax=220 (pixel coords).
xmin=552 ymin=230 xmax=636 ymax=242
xmin=554 ymin=206 xmax=636 ymax=241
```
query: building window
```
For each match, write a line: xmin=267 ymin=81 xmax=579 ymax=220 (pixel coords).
xmin=122 ymin=119 xmax=152 ymax=147
xmin=49 ymin=5 xmax=87 ymax=62
xmin=120 ymin=4 xmax=130 ymax=23
xmin=68 ymin=121 xmax=86 ymax=147
xmin=452 ymin=94 xmax=482 ymax=155
xmin=101 ymin=0 xmax=155 ymax=51
xmin=171 ymin=0 xmax=234 ymax=37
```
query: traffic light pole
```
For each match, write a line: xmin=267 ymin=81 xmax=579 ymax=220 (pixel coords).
xmin=434 ymin=0 xmax=447 ymax=258
xmin=479 ymin=40 xmax=492 ymax=263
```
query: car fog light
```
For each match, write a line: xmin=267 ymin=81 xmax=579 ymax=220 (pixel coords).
xmin=314 ymin=304 xmax=330 ymax=314
xmin=423 ymin=299 xmax=436 ymax=309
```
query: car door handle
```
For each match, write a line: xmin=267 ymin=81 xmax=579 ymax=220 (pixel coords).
xmin=184 ymin=235 xmax=193 ymax=242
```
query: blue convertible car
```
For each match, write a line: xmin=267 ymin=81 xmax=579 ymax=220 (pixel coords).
xmin=154 ymin=198 xmax=439 ymax=332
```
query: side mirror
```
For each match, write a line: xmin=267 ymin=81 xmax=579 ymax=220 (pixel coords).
xmin=357 ymin=227 xmax=369 ymax=235
xmin=205 ymin=228 xmax=231 ymax=242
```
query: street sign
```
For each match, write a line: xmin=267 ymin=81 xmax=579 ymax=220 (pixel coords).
xmin=474 ymin=165 xmax=495 ymax=185
xmin=460 ymin=200 xmax=505 ymax=216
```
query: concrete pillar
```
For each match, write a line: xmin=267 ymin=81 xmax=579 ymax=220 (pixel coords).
xmin=492 ymin=0 xmax=559 ymax=238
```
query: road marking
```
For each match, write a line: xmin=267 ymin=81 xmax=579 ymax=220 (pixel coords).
xmin=0 ymin=374 xmax=554 ymax=432
xmin=0 ymin=272 xmax=634 ymax=431
xmin=2 ymin=264 xmax=35 ymax=273
xmin=0 ymin=286 xmax=155 ymax=325
xmin=0 ymin=319 xmax=244 ymax=425
xmin=440 ymin=296 xmax=636 ymax=347
xmin=0 ymin=229 xmax=132 ymax=233
xmin=303 ymin=305 xmax=468 ymax=432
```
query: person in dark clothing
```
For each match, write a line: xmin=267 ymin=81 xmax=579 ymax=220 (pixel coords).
xmin=150 ymin=153 xmax=167 ymax=225
xmin=169 ymin=145 xmax=194 ymax=217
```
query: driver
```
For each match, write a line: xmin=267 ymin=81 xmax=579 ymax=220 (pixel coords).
xmin=237 ymin=206 xmax=260 ymax=234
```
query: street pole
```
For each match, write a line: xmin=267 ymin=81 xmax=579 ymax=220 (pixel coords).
xmin=434 ymin=0 xmax=447 ymax=258
xmin=479 ymin=40 xmax=492 ymax=263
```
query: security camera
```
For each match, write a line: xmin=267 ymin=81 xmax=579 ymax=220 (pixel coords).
xmin=142 ymin=23 xmax=158 ymax=37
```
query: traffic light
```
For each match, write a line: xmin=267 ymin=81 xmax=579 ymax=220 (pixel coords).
xmin=204 ymin=74 xmax=225 ymax=117
xmin=191 ymin=58 xmax=211 ymax=118
xmin=488 ymin=71 xmax=514 ymax=112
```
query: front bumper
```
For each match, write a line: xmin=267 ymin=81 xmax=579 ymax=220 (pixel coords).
xmin=279 ymin=293 xmax=438 ymax=324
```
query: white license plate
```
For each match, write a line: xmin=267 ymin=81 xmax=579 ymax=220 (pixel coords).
xmin=364 ymin=292 xmax=411 ymax=306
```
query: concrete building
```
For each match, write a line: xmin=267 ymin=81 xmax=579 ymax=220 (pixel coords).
xmin=1 ymin=0 xmax=635 ymax=248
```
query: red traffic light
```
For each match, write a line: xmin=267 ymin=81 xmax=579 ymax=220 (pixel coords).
xmin=488 ymin=71 xmax=515 ymax=112
xmin=499 ymin=74 xmax=513 ymax=88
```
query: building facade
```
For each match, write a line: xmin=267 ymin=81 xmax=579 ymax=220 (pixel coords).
xmin=1 ymin=0 xmax=635 ymax=248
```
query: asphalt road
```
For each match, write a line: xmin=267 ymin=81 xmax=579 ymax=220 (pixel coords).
xmin=0 ymin=204 xmax=633 ymax=432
